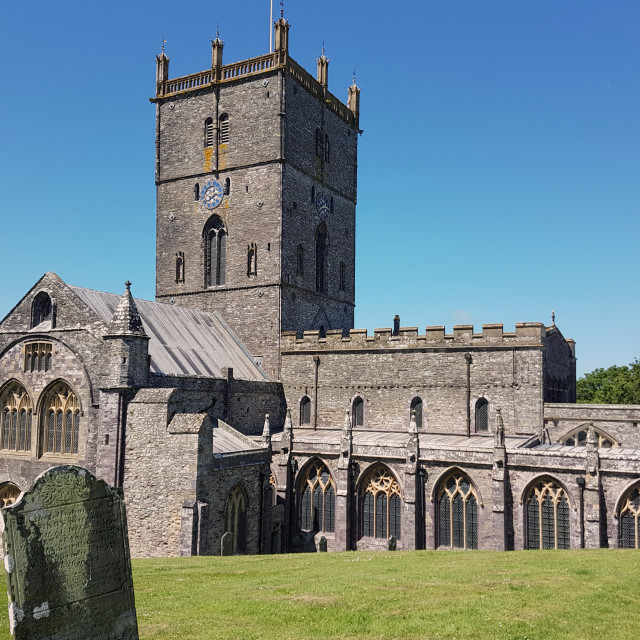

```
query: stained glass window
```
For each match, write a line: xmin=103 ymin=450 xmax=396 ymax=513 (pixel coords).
xmin=437 ymin=472 xmax=479 ymax=550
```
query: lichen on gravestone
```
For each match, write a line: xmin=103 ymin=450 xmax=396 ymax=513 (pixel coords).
xmin=1 ymin=465 xmax=139 ymax=640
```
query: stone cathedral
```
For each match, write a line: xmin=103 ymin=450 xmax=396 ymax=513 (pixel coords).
xmin=1 ymin=19 xmax=640 ymax=557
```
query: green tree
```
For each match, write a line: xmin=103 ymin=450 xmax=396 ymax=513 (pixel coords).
xmin=577 ymin=359 xmax=640 ymax=404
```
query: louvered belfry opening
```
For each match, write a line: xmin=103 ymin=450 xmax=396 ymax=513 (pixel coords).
xmin=219 ymin=113 xmax=230 ymax=144
xmin=204 ymin=117 xmax=215 ymax=147
xmin=204 ymin=215 xmax=226 ymax=287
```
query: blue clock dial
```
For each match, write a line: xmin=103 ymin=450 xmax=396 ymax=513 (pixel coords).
xmin=202 ymin=180 xmax=223 ymax=209
xmin=316 ymin=193 xmax=330 ymax=220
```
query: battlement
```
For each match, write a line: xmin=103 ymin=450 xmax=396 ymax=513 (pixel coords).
xmin=281 ymin=323 xmax=547 ymax=352
xmin=152 ymin=21 xmax=357 ymax=127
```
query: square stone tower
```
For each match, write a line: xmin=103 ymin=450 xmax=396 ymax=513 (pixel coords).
xmin=153 ymin=19 xmax=360 ymax=379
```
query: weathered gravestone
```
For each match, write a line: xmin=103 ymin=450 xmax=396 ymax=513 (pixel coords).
xmin=317 ymin=536 xmax=327 ymax=552
xmin=1 ymin=465 xmax=138 ymax=640
xmin=221 ymin=531 xmax=233 ymax=556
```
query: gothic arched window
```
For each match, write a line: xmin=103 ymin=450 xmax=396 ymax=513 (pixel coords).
xmin=560 ymin=425 xmax=617 ymax=448
xmin=204 ymin=118 xmax=215 ymax=148
xmin=1 ymin=382 xmax=33 ymax=452
xmin=525 ymin=479 xmax=570 ymax=550
xmin=41 ymin=381 xmax=80 ymax=455
xmin=300 ymin=396 xmax=311 ymax=425
xmin=315 ymin=223 xmax=327 ymax=293
xmin=437 ymin=472 xmax=478 ymax=550
xmin=31 ymin=291 xmax=52 ymax=329
xmin=475 ymin=398 xmax=488 ymax=432
xmin=224 ymin=177 xmax=231 ymax=196
xmin=247 ymin=243 xmax=257 ymax=276
xmin=175 ymin=252 xmax=185 ymax=283
xmin=315 ymin=128 xmax=322 ymax=157
xmin=204 ymin=215 xmax=227 ymax=287
xmin=619 ymin=485 xmax=640 ymax=549
xmin=225 ymin=485 xmax=247 ymax=554
xmin=411 ymin=397 xmax=423 ymax=430
xmin=352 ymin=396 xmax=364 ymax=427
xmin=360 ymin=466 xmax=401 ymax=540
xmin=299 ymin=460 xmax=335 ymax=533
xmin=219 ymin=113 xmax=230 ymax=145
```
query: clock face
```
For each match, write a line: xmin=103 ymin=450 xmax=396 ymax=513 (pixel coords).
xmin=316 ymin=193 xmax=330 ymax=220
xmin=202 ymin=180 xmax=223 ymax=209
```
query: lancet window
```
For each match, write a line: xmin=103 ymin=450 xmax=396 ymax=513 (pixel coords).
xmin=299 ymin=461 xmax=335 ymax=533
xmin=300 ymin=396 xmax=311 ymax=425
xmin=475 ymin=398 xmax=488 ymax=432
xmin=525 ymin=479 xmax=570 ymax=550
xmin=437 ymin=472 xmax=478 ymax=550
xmin=411 ymin=397 xmax=423 ymax=429
xmin=225 ymin=485 xmax=247 ymax=554
xmin=204 ymin=215 xmax=226 ymax=287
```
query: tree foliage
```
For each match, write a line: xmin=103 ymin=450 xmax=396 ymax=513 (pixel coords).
xmin=577 ymin=359 xmax=640 ymax=404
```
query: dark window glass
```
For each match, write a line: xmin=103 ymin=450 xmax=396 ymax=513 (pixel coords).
xmin=300 ymin=397 xmax=311 ymax=425
xmin=476 ymin=399 xmax=488 ymax=432
xmin=352 ymin=397 xmax=364 ymax=427
xmin=411 ymin=397 xmax=423 ymax=429
xmin=363 ymin=492 xmax=374 ymax=537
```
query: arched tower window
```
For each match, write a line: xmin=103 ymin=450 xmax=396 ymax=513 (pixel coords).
xmin=31 ymin=292 xmax=52 ymax=329
xmin=315 ymin=223 xmax=327 ymax=293
xmin=41 ymin=381 xmax=80 ymax=455
xmin=360 ymin=466 xmax=401 ymax=540
xmin=224 ymin=177 xmax=231 ymax=196
xmin=475 ymin=398 xmax=489 ymax=432
xmin=352 ymin=396 xmax=364 ymax=427
xmin=315 ymin=128 xmax=322 ymax=157
xmin=219 ymin=113 xmax=230 ymax=145
xmin=619 ymin=485 xmax=640 ymax=549
xmin=299 ymin=460 xmax=335 ymax=533
xmin=247 ymin=243 xmax=257 ymax=276
xmin=324 ymin=134 xmax=330 ymax=163
xmin=296 ymin=245 xmax=304 ymax=277
xmin=0 ymin=482 xmax=21 ymax=508
xmin=1 ymin=382 xmax=33 ymax=452
xmin=194 ymin=183 xmax=200 ymax=201
xmin=411 ymin=397 xmax=423 ymax=430
xmin=175 ymin=252 xmax=185 ymax=283
xmin=437 ymin=471 xmax=478 ymax=550
xmin=225 ymin=485 xmax=247 ymax=554
xmin=525 ymin=479 xmax=570 ymax=550
xmin=300 ymin=396 xmax=311 ymax=425
xmin=204 ymin=215 xmax=227 ymax=287
xmin=204 ymin=118 xmax=215 ymax=148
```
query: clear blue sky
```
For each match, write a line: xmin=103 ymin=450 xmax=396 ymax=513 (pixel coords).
xmin=1 ymin=1 xmax=638 ymax=376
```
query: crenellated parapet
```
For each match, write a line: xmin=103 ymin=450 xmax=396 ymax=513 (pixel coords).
xmin=281 ymin=322 xmax=547 ymax=352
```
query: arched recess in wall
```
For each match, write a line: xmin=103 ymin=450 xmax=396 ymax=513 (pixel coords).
xmin=358 ymin=464 xmax=401 ymax=541
xmin=435 ymin=468 xmax=479 ymax=550
xmin=225 ymin=484 xmax=248 ymax=554
xmin=38 ymin=379 xmax=81 ymax=457
xmin=0 ymin=380 xmax=33 ymax=452
xmin=298 ymin=459 xmax=335 ymax=534
xmin=203 ymin=215 xmax=226 ymax=287
xmin=616 ymin=481 xmax=640 ymax=549
xmin=31 ymin=291 xmax=54 ymax=329
xmin=0 ymin=482 xmax=21 ymax=507
xmin=522 ymin=476 xmax=571 ymax=550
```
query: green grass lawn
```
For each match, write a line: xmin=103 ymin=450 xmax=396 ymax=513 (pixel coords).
xmin=2 ymin=549 xmax=640 ymax=639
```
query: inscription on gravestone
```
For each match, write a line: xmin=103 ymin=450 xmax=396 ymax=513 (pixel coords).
xmin=1 ymin=465 xmax=139 ymax=640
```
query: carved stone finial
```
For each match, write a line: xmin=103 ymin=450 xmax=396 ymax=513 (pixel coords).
xmin=161 ymin=37 xmax=167 ymax=55
xmin=280 ymin=0 xmax=284 ymax=18
xmin=587 ymin=424 xmax=597 ymax=447
xmin=125 ymin=280 xmax=132 ymax=290
xmin=353 ymin=68 xmax=357 ymax=86
xmin=262 ymin=414 xmax=271 ymax=449
xmin=551 ymin=309 xmax=556 ymax=326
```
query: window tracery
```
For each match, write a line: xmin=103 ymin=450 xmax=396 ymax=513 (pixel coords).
xmin=42 ymin=382 xmax=80 ymax=455
xmin=225 ymin=485 xmax=247 ymax=554
xmin=1 ymin=383 xmax=32 ymax=452
xmin=204 ymin=215 xmax=226 ymax=287
xmin=24 ymin=342 xmax=53 ymax=373
xmin=525 ymin=479 xmax=570 ymax=550
xmin=437 ymin=472 xmax=478 ymax=550
xmin=560 ymin=426 xmax=617 ymax=448
xmin=620 ymin=485 xmax=640 ymax=549
xmin=299 ymin=461 xmax=335 ymax=533
xmin=360 ymin=466 xmax=401 ymax=540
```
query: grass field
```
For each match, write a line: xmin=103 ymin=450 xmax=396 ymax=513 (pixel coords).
xmin=1 ymin=549 xmax=639 ymax=639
